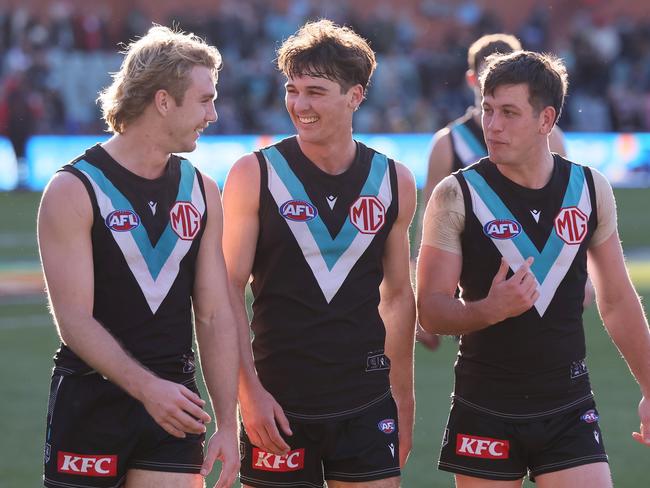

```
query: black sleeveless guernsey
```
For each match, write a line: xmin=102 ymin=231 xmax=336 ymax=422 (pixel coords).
xmin=250 ymin=137 xmax=399 ymax=421
xmin=53 ymin=144 xmax=207 ymax=380
xmin=453 ymin=155 xmax=598 ymax=419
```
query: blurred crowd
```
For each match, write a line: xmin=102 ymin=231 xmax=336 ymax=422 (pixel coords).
xmin=2 ymin=0 xmax=650 ymax=157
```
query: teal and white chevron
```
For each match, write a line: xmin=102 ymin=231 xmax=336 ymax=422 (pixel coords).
xmin=464 ymin=164 xmax=591 ymax=316
xmin=450 ymin=123 xmax=487 ymax=166
xmin=76 ymin=159 xmax=204 ymax=314
xmin=262 ymin=146 xmax=391 ymax=303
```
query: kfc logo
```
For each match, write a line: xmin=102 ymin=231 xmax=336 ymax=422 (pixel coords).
xmin=456 ymin=434 xmax=509 ymax=459
xmin=170 ymin=201 xmax=201 ymax=240
xmin=57 ymin=452 xmax=117 ymax=476
xmin=350 ymin=196 xmax=385 ymax=234
xmin=252 ymin=448 xmax=305 ymax=472
xmin=554 ymin=207 xmax=588 ymax=244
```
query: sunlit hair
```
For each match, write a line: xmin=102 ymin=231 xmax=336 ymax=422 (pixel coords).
xmin=98 ymin=25 xmax=222 ymax=134
xmin=276 ymin=19 xmax=376 ymax=95
xmin=467 ymin=33 xmax=522 ymax=74
xmin=480 ymin=50 xmax=568 ymax=123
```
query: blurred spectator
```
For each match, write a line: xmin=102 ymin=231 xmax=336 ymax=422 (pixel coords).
xmin=2 ymin=0 xmax=650 ymax=137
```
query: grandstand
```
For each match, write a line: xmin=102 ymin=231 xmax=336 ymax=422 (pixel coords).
xmin=1 ymin=1 xmax=650 ymax=487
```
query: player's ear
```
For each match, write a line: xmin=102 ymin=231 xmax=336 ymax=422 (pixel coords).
xmin=466 ymin=69 xmax=478 ymax=89
xmin=539 ymin=106 xmax=557 ymax=135
xmin=153 ymin=89 xmax=172 ymax=116
xmin=348 ymin=84 xmax=364 ymax=111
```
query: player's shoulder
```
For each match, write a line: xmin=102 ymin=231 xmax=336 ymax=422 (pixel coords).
xmin=584 ymin=165 xmax=610 ymax=187
xmin=393 ymin=160 xmax=415 ymax=184
xmin=432 ymin=126 xmax=452 ymax=145
xmin=228 ymin=152 xmax=261 ymax=180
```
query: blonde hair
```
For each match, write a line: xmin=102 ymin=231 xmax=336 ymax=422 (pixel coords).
xmin=98 ymin=25 xmax=222 ymax=134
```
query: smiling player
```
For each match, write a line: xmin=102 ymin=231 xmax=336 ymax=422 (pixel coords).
xmin=222 ymin=19 xmax=417 ymax=488
xmin=38 ymin=25 xmax=239 ymax=488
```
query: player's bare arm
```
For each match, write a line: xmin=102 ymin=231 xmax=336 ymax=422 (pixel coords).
xmin=192 ymin=174 xmax=240 ymax=487
xmin=588 ymin=231 xmax=650 ymax=446
xmin=222 ymin=153 xmax=292 ymax=456
xmin=38 ymin=172 xmax=210 ymax=439
xmin=380 ymin=162 xmax=417 ymax=468
xmin=417 ymin=177 xmax=539 ymax=335
xmin=422 ymin=128 xmax=454 ymax=210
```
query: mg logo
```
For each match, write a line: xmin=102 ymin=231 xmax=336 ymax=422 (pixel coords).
xmin=554 ymin=207 xmax=588 ymax=244
xmin=350 ymin=196 xmax=385 ymax=234
xmin=170 ymin=201 xmax=201 ymax=240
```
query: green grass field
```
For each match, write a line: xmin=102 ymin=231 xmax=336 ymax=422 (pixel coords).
xmin=1 ymin=189 xmax=649 ymax=487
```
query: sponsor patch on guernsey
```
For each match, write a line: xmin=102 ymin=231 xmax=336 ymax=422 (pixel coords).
xmin=581 ymin=409 xmax=599 ymax=423
xmin=483 ymin=219 xmax=521 ymax=239
xmin=105 ymin=210 xmax=140 ymax=232
xmin=280 ymin=200 xmax=318 ymax=222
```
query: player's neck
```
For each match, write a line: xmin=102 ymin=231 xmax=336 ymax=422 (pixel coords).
xmin=101 ymin=130 xmax=171 ymax=180
xmin=495 ymin=150 xmax=555 ymax=189
xmin=296 ymin=135 xmax=357 ymax=175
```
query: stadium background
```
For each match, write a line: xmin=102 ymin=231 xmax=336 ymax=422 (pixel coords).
xmin=1 ymin=0 xmax=650 ymax=486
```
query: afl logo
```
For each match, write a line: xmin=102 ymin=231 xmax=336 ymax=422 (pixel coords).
xmin=378 ymin=419 xmax=396 ymax=434
xmin=280 ymin=200 xmax=317 ymax=222
xmin=581 ymin=409 xmax=599 ymax=423
xmin=170 ymin=201 xmax=201 ymax=240
xmin=105 ymin=210 xmax=140 ymax=232
xmin=483 ymin=219 xmax=521 ymax=239
xmin=350 ymin=196 xmax=385 ymax=234
xmin=555 ymin=207 xmax=588 ymax=245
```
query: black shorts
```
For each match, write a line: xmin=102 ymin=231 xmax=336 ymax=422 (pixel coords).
xmin=239 ymin=394 xmax=401 ymax=488
xmin=43 ymin=371 xmax=204 ymax=488
xmin=438 ymin=399 xmax=608 ymax=482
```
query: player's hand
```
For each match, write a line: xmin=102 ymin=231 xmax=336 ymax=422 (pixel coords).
xmin=201 ymin=427 xmax=240 ymax=488
xmin=139 ymin=377 xmax=211 ymax=438
xmin=485 ymin=257 xmax=539 ymax=324
xmin=416 ymin=323 xmax=441 ymax=351
xmin=632 ymin=396 xmax=650 ymax=446
xmin=239 ymin=383 xmax=292 ymax=455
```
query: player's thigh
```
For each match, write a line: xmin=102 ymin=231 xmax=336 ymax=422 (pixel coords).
xmin=125 ymin=469 xmax=204 ymax=488
xmin=455 ymin=474 xmax=523 ymax=488
xmin=327 ymin=476 xmax=400 ymax=487
xmin=535 ymin=462 xmax=612 ymax=488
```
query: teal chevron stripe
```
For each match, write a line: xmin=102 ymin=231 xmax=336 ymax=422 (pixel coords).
xmin=75 ymin=160 xmax=197 ymax=280
xmin=464 ymin=165 xmax=586 ymax=283
xmin=262 ymin=146 xmax=388 ymax=270
xmin=453 ymin=123 xmax=486 ymax=158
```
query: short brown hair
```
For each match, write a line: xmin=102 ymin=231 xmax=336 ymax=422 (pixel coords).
xmin=480 ymin=50 xmax=568 ymax=123
xmin=276 ymin=19 xmax=377 ymax=94
xmin=98 ymin=25 xmax=222 ymax=134
xmin=467 ymin=33 xmax=521 ymax=74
